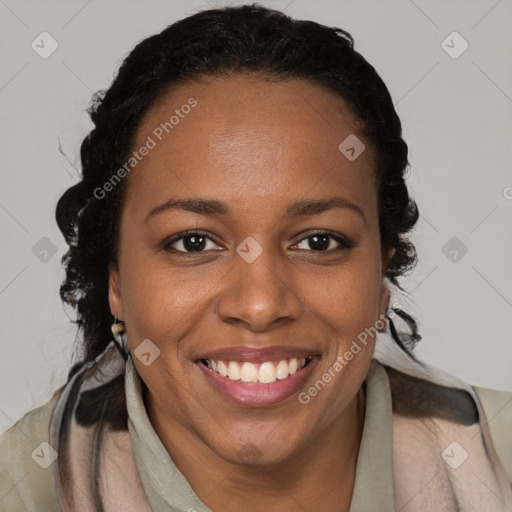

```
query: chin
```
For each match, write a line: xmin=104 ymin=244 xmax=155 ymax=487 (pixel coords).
xmin=210 ymin=434 xmax=301 ymax=468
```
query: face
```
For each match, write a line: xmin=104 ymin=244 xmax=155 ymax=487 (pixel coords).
xmin=109 ymin=73 xmax=394 ymax=466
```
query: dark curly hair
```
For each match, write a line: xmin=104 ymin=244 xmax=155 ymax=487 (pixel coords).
xmin=54 ymin=4 xmax=422 ymax=509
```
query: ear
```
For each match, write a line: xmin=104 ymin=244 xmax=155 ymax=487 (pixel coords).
xmin=379 ymin=280 xmax=391 ymax=324
xmin=378 ymin=247 xmax=396 ymax=330
xmin=108 ymin=262 xmax=124 ymax=321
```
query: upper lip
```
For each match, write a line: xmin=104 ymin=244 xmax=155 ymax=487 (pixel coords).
xmin=197 ymin=345 xmax=321 ymax=364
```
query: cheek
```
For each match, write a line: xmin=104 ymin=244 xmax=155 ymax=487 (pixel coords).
xmin=119 ymin=251 xmax=221 ymax=344
xmin=316 ymin=258 xmax=382 ymax=325
xmin=309 ymin=266 xmax=380 ymax=413
xmin=311 ymin=261 xmax=383 ymax=384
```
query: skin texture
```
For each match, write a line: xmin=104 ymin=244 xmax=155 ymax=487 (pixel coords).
xmin=109 ymin=73 xmax=395 ymax=512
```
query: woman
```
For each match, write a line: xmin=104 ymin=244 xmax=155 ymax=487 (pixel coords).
xmin=1 ymin=4 xmax=510 ymax=511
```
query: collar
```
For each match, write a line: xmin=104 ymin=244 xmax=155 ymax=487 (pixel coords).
xmin=349 ymin=359 xmax=395 ymax=512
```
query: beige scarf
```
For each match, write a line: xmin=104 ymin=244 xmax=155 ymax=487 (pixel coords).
xmin=49 ymin=339 xmax=512 ymax=511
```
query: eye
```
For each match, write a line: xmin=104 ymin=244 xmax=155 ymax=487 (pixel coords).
xmin=291 ymin=231 xmax=356 ymax=253
xmin=163 ymin=230 xmax=221 ymax=253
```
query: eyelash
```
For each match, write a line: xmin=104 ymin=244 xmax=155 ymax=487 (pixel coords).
xmin=162 ymin=229 xmax=356 ymax=254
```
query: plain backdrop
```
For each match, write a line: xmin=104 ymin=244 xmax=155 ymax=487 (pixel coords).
xmin=1 ymin=0 xmax=511 ymax=432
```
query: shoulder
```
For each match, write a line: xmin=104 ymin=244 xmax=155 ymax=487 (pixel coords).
xmin=380 ymin=362 xmax=512 ymax=485
xmin=473 ymin=385 xmax=512 ymax=484
xmin=0 ymin=386 xmax=64 ymax=512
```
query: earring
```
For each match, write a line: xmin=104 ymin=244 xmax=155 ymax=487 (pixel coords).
xmin=111 ymin=316 xmax=129 ymax=354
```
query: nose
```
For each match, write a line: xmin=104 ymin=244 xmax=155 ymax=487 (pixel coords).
xmin=215 ymin=245 xmax=304 ymax=331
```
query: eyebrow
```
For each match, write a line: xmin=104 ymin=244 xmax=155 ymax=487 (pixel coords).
xmin=145 ymin=196 xmax=366 ymax=224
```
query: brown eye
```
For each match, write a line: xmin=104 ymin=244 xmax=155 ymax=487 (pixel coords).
xmin=292 ymin=231 xmax=355 ymax=252
xmin=163 ymin=231 xmax=221 ymax=253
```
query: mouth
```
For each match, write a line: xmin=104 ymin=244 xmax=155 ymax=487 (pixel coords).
xmin=195 ymin=352 xmax=321 ymax=406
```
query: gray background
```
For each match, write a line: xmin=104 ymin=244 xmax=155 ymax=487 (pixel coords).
xmin=1 ymin=0 xmax=511 ymax=432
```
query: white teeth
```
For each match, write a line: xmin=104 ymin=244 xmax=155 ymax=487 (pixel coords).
xmin=258 ymin=362 xmax=277 ymax=384
xmin=275 ymin=360 xmax=289 ymax=380
xmin=218 ymin=361 xmax=228 ymax=377
xmin=240 ymin=362 xmax=259 ymax=383
xmin=227 ymin=361 xmax=240 ymax=380
xmin=204 ymin=357 xmax=311 ymax=384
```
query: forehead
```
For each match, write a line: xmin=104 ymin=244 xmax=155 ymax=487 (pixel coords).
xmin=123 ymin=74 xmax=377 ymax=219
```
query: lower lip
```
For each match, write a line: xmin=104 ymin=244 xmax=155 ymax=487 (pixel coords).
xmin=196 ymin=356 xmax=321 ymax=406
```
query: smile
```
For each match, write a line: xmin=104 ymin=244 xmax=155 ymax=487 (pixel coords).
xmin=197 ymin=355 xmax=321 ymax=406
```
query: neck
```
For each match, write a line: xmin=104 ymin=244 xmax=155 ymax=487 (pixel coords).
xmin=145 ymin=384 xmax=366 ymax=512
